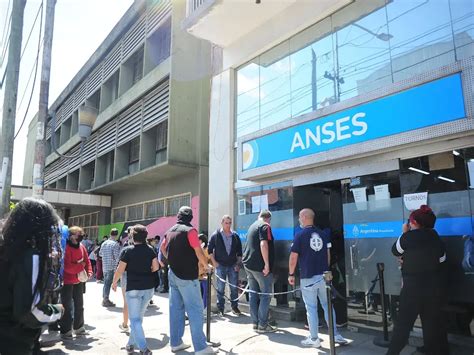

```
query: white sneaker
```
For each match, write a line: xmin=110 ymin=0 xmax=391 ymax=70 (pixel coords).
xmin=171 ymin=342 xmax=191 ymax=352
xmin=301 ymin=336 xmax=321 ymax=348
xmin=195 ymin=346 xmax=217 ymax=354
xmin=334 ymin=334 xmax=348 ymax=345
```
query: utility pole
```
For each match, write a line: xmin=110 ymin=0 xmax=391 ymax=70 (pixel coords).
xmin=32 ymin=0 xmax=56 ymax=199
xmin=0 ymin=0 xmax=26 ymax=216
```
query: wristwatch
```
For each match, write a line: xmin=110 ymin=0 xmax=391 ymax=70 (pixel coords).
xmin=288 ymin=273 xmax=295 ymax=277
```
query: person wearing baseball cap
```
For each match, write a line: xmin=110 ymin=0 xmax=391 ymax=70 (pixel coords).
xmin=160 ymin=206 xmax=216 ymax=354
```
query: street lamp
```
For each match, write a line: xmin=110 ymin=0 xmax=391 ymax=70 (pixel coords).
xmin=78 ymin=105 xmax=98 ymax=142
xmin=50 ymin=104 xmax=98 ymax=159
xmin=352 ymin=23 xmax=393 ymax=42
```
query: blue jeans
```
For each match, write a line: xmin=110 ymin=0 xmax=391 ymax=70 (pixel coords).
xmin=168 ymin=269 xmax=207 ymax=352
xmin=245 ymin=268 xmax=273 ymax=327
xmin=103 ymin=271 xmax=114 ymax=300
xmin=125 ymin=288 xmax=154 ymax=351
xmin=216 ymin=265 xmax=239 ymax=310
xmin=300 ymin=275 xmax=340 ymax=339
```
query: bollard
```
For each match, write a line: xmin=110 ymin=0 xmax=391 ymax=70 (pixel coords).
xmin=206 ymin=269 xmax=212 ymax=342
xmin=206 ymin=269 xmax=221 ymax=348
xmin=323 ymin=271 xmax=336 ymax=355
xmin=373 ymin=262 xmax=390 ymax=347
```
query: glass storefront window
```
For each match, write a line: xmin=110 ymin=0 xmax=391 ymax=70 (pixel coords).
xmin=333 ymin=3 xmax=392 ymax=100
xmin=259 ymin=41 xmax=292 ymax=130
xmin=342 ymin=171 xmax=403 ymax=296
xmin=236 ymin=61 xmax=260 ymax=137
xmin=235 ymin=0 xmax=472 ymax=139
xmin=449 ymin=0 xmax=474 ymax=60
xmin=400 ymin=151 xmax=474 ymax=304
xmin=387 ymin=0 xmax=455 ymax=81
xmin=289 ymin=17 xmax=335 ymax=116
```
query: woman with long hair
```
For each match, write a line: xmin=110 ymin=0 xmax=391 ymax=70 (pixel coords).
xmin=0 ymin=198 xmax=64 ymax=354
xmin=59 ymin=226 xmax=92 ymax=339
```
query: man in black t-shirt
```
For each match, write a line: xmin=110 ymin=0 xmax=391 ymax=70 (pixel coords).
xmin=112 ymin=225 xmax=159 ymax=355
xmin=242 ymin=209 xmax=276 ymax=333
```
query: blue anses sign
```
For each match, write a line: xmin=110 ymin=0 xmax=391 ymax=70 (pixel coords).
xmin=242 ymin=74 xmax=465 ymax=170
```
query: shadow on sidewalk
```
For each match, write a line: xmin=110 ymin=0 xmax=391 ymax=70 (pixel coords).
xmin=145 ymin=333 xmax=169 ymax=351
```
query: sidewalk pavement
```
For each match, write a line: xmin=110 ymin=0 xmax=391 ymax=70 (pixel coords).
xmin=40 ymin=281 xmax=472 ymax=354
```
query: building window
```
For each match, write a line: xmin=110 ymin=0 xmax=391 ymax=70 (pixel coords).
xmin=132 ymin=47 xmax=144 ymax=84
xmin=166 ymin=193 xmax=191 ymax=216
xmin=112 ymin=207 xmax=126 ymax=223
xmin=68 ymin=211 xmax=100 ymax=241
xmin=129 ymin=137 xmax=140 ymax=174
xmin=145 ymin=199 xmax=165 ymax=219
xmin=145 ymin=16 xmax=171 ymax=72
xmin=156 ymin=120 xmax=167 ymax=164
xmin=127 ymin=204 xmax=144 ymax=221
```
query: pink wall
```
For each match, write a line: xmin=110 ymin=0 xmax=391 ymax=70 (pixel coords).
xmin=146 ymin=196 xmax=200 ymax=237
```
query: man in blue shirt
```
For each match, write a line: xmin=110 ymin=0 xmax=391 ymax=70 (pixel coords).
xmin=288 ymin=208 xmax=348 ymax=348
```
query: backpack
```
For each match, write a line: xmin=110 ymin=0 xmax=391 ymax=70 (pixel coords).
xmin=462 ymin=235 xmax=474 ymax=272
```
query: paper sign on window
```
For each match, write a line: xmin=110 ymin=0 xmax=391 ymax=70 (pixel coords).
xmin=403 ymin=192 xmax=428 ymax=211
xmin=351 ymin=187 xmax=367 ymax=211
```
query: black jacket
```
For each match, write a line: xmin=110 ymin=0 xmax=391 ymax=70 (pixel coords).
xmin=392 ymin=228 xmax=446 ymax=277
xmin=208 ymin=230 xmax=242 ymax=267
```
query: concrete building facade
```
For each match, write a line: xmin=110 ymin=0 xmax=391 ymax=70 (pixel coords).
xmin=185 ymin=0 xmax=474 ymax=335
xmin=23 ymin=0 xmax=212 ymax=240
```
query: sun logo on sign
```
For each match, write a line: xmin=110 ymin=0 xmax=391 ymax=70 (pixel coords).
xmin=242 ymin=141 xmax=259 ymax=170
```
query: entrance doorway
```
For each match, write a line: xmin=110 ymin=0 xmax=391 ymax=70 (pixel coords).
xmin=294 ymin=180 xmax=347 ymax=326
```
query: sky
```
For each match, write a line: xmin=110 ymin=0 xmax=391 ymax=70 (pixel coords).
xmin=0 ymin=0 xmax=134 ymax=185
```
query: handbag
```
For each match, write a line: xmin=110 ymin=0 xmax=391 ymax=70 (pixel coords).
xmin=77 ymin=269 xmax=88 ymax=283
xmin=77 ymin=246 xmax=89 ymax=283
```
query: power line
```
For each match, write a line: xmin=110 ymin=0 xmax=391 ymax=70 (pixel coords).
xmin=0 ymin=0 xmax=12 ymax=53
xmin=14 ymin=0 xmax=44 ymax=140
xmin=20 ymin=1 xmax=43 ymax=60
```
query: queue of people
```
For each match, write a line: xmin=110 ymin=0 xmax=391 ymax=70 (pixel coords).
xmin=0 ymin=197 xmax=452 ymax=355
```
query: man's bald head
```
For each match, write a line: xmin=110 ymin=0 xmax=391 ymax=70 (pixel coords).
xmin=299 ymin=208 xmax=315 ymax=226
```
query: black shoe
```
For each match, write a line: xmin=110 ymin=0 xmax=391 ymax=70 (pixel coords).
xmin=159 ymin=289 xmax=168 ymax=294
xmin=217 ymin=308 xmax=225 ymax=316
xmin=253 ymin=323 xmax=258 ymax=331
xmin=257 ymin=324 xmax=277 ymax=333
xmin=102 ymin=299 xmax=115 ymax=307
xmin=231 ymin=307 xmax=241 ymax=315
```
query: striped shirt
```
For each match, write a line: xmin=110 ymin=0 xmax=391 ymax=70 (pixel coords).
xmin=99 ymin=239 xmax=121 ymax=272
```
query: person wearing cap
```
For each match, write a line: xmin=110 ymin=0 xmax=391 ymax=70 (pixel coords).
xmin=100 ymin=228 xmax=121 ymax=307
xmin=387 ymin=205 xmax=448 ymax=355
xmin=160 ymin=206 xmax=216 ymax=355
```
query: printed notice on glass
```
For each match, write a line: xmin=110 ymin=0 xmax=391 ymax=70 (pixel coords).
xmin=251 ymin=194 xmax=269 ymax=213
xmin=374 ymin=184 xmax=390 ymax=200
xmin=351 ymin=187 xmax=367 ymax=210
xmin=403 ymin=192 xmax=428 ymax=211
xmin=374 ymin=184 xmax=390 ymax=209
xmin=238 ymin=199 xmax=246 ymax=215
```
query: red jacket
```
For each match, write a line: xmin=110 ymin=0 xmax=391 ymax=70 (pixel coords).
xmin=63 ymin=242 xmax=92 ymax=285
